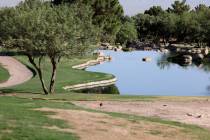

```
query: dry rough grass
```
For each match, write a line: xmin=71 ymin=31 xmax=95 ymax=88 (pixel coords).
xmin=73 ymin=100 xmax=210 ymax=129
xmin=37 ymin=108 xmax=195 ymax=140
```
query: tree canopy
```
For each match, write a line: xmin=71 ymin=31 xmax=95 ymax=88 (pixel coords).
xmin=167 ymin=0 xmax=190 ymax=15
xmin=116 ymin=16 xmax=137 ymax=45
xmin=0 ymin=0 xmax=99 ymax=94
xmin=52 ymin=0 xmax=124 ymax=43
xmin=133 ymin=0 xmax=210 ymax=46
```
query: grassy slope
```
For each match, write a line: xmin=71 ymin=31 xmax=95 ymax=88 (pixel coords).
xmin=0 ymin=96 xmax=210 ymax=140
xmin=0 ymin=65 xmax=9 ymax=83
xmin=1 ymin=56 xmax=114 ymax=94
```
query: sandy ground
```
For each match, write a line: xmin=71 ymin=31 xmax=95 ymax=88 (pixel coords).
xmin=73 ymin=100 xmax=210 ymax=129
xmin=37 ymin=108 xmax=193 ymax=140
xmin=0 ymin=56 xmax=33 ymax=88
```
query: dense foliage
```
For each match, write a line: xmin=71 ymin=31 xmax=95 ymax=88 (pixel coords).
xmin=133 ymin=0 xmax=210 ymax=46
xmin=116 ymin=16 xmax=138 ymax=45
xmin=52 ymin=0 xmax=124 ymax=43
xmin=0 ymin=0 xmax=99 ymax=94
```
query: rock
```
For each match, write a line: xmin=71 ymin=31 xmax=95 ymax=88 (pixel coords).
xmin=98 ymin=51 xmax=105 ymax=57
xmin=114 ymin=47 xmax=121 ymax=52
xmin=104 ymin=56 xmax=112 ymax=61
xmin=117 ymin=45 xmax=123 ymax=50
xmin=108 ymin=45 xmax=114 ymax=50
xmin=197 ymin=49 xmax=202 ymax=54
xmin=203 ymin=48 xmax=209 ymax=55
xmin=176 ymin=48 xmax=181 ymax=52
xmin=196 ymin=115 xmax=202 ymax=118
xmin=187 ymin=49 xmax=192 ymax=53
xmin=183 ymin=55 xmax=193 ymax=62
xmin=194 ymin=53 xmax=204 ymax=60
xmin=100 ymin=43 xmax=114 ymax=50
xmin=186 ymin=113 xmax=193 ymax=117
xmin=160 ymin=48 xmax=169 ymax=53
xmin=142 ymin=57 xmax=152 ymax=62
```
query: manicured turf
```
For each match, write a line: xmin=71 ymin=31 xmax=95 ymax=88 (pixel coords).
xmin=1 ymin=56 xmax=114 ymax=94
xmin=0 ymin=96 xmax=210 ymax=140
xmin=0 ymin=65 xmax=9 ymax=83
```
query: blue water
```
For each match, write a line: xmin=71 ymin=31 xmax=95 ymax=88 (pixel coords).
xmin=87 ymin=50 xmax=210 ymax=96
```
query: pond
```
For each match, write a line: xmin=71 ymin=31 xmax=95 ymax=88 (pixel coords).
xmin=86 ymin=50 xmax=210 ymax=96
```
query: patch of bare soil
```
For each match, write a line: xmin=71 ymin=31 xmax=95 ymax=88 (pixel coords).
xmin=73 ymin=100 xmax=210 ymax=129
xmin=37 ymin=108 xmax=194 ymax=140
xmin=0 ymin=56 xmax=33 ymax=88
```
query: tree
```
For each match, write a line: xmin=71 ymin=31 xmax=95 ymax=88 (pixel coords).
xmin=195 ymin=4 xmax=209 ymax=12
xmin=0 ymin=0 xmax=99 ymax=94
xmin=134 ymin=14 xmax=154 ymax=40
xmin=116 ymin=17 xmax=137 ymax=45
xmin=144 ymin=6 xmax=164 ymax=16
xmin=52 ymin=0 xmax=124 ymax=43
xmin=168 ymin=0 xmax=190 ymax=15
xmin=156 ymin=13 xmax=178 ymax=44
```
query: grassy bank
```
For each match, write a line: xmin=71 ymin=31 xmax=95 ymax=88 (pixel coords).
xmin=0 ymin=65 xmax=9 ymax=83
xmin=1 ymin=56 xmax=114 ymax=94
xmin=0 ymin=96 xmax=210 ymax=140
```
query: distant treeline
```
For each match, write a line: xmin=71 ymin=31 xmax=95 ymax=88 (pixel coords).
xmin=117 ymin=0 xmax=210 ymax=47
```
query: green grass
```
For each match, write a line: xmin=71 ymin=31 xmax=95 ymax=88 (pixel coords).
xmin=0 ymin=96 xmax=78 ymax=140
xmin=1 ymin=56 xmax=114 ymax=94
xmin=0 ymin=65 xmax=9 ymax=83
xmin=15 ymin=92 xmax=157 ymax=101
xmin=0 ymin=96 xmax=210 ymax=140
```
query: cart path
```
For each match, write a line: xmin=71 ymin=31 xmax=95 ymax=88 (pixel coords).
xmin=0 ymin=56 xmax=33 ymax=88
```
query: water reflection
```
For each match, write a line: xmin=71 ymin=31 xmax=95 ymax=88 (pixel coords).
xmin=87 ymin=50 xmax=210 ymax=96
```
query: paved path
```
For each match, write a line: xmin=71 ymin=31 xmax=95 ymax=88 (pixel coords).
xmin=0 ymin=56 xmax=33 ymax=88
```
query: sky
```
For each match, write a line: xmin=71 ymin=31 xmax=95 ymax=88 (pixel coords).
xmin=119 ymin=0 xmax=210 ymax=16
xmin=1 ymin=0 xmax=210 ymax=16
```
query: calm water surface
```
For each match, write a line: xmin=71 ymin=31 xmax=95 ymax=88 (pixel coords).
xmin=87 ymin=50 xmax=210 ymax=96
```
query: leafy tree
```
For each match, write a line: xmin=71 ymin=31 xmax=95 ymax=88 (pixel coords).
xmin=52 ymin=0 xmax=124 ymax=43
xmin=168 ymin=0 xmax=190 ymax=15
xmin=144 ymin=6 xmax=164 ymax=16
xmin=116 ymin=17 xmax=137 ymax=45
xmin=156 ymin=13 xmax=178 ymax=44
xmin=194 ymin=5 xmax=210 ymax=46
xmin=195 ymin=4 xmax=209 ymax=12
xmin=134 ymin=14 xmax=155 ymax=40
xmin=0 ymin=0 xmax=99 ymax=94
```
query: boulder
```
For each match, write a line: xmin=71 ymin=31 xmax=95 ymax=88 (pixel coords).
xmin=182 ymin=55 xmax=193 ymax=63
xmin=194 ymin=53 xmax=204 ymax=60
xmin=142 ymin=57 xmax=152 ymax=62
xmin=203 ymin=48 xmax=209 ymax=55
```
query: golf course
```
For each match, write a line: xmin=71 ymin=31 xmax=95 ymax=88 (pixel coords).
xmin=1 ymin=0 xmax=210 ymax=139
xmin=1 ymin=55 xmax=210 ymax=140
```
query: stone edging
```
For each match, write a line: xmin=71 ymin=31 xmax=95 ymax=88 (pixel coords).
xmin=63 ymin=56 xmax=117 ymax=91
xmin=63 ymin=78 xmax=117 ymax=91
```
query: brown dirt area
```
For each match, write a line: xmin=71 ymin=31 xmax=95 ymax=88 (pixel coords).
xmin=73 ymin=100 xmax=210 ymax=129
xmin=37 ymin=108 xmax=195 ymax=140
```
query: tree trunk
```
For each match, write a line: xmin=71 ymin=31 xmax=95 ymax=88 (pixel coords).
xmin=37 ymin=68 xmax=49 ymax=95
xmin=27 ymin=55 xmax=49 ymax=95
xmin=49 ymin=57 xmax=57 ymax=94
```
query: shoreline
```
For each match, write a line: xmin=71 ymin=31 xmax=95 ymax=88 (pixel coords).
xmin=63 ymin=56 xmax=117 ymax=91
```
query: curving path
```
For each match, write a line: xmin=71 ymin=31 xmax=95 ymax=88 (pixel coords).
xmin=0 ymin=56 xmax=33 ymax=88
